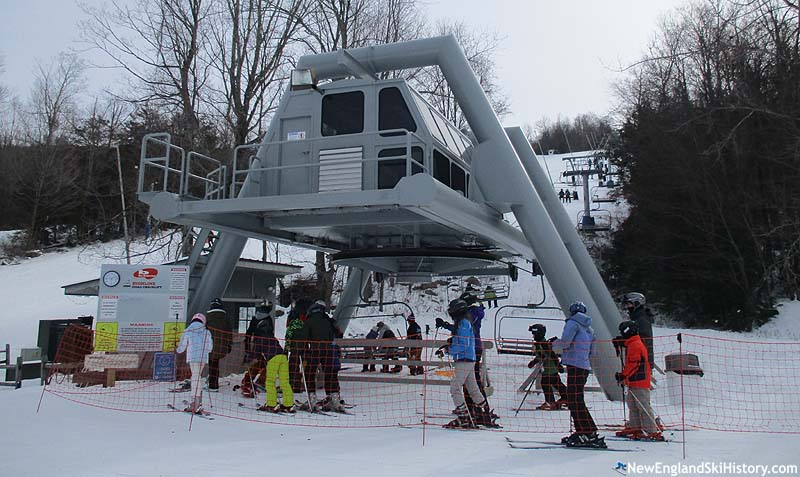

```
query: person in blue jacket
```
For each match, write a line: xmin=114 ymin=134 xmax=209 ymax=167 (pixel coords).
xmin=437 ymin=298 xmax=497 ymax=428
xmin=551 ymin=301 xmax=605 ymax=448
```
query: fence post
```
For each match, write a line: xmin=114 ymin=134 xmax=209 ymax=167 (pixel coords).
xmin=15 ymin=355 xmax=23 ymax=389
xmin=678 ymin=333 xmax=686 ymax=459
xmin=40 ymin=354 xmax=48 ymax=386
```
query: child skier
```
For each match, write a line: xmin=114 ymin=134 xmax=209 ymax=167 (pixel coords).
xmin=527 ymin=324 xmax=567 ymax=410
xmin=615 ymin=320 xmax=663 ymax=441
xmin=255 ymin=334 xmax=295 ymax=413
xmin=176 ymin=313 xmax=213 ymax=413
xmin=438 ymin=298 xmax=496 ymax=428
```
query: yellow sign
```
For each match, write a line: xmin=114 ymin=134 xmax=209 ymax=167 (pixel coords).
xmin=162 ymin=322 xmax=186 ymax=352
xmin=95 ymin=322 xmax=119 ymax=352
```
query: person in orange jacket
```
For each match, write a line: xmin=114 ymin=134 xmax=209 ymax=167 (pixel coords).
xmin=614 ymin=320 xmax=663 ymax=441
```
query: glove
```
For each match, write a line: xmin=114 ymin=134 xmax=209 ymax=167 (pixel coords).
xmin=435 ymin=345 xmax=448 ymax=358
xmin=615 ymin=372 xmax=624 ymax=384
xmin=435 ymin=317 xmax=446 ymax=328
xmin=557 ymin=364 xmax=565 ymax=373
xmin=548 ymin=336 xmax=558 ymax=343
xmin=527 ymin=359 xmax=536 ymax=368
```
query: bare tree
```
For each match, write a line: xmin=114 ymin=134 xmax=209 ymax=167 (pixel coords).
xmin=80 ymin=0 xmax=213 ymax=147
xmin=209 ymin=0 xmax=306 ymax=146
xmin=0 ymin=55 xmax=9 ymax=105
xmin=29 ymin=53 xmax=85 ymax=146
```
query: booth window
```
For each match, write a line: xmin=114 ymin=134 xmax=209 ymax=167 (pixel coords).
xmin=321 ymin=91 xmax=364 ymax=136
xmin=451 ymin=163 xmax=466 ymax=195
xmin=379 ymin=88 xmax=416 ymax=136
xmin=378 ymin=147 xmax=423 ymax=189
xmin=433 ymin=150 xmax=450 ymax=187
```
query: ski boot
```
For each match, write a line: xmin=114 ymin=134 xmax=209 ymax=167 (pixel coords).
xmin=475 ymin=401 xmax=501 ymax=428
xmin=639 ymin=432 xmax=665 ymax=442
xmin=444 ymin=404 xmax=476 ymax=429
xmin=361 ymin=364 xmax=370 ymax=372
xmin=323 ymin=392 xmax=345 ymax=413
xmin=565 ymin=432 xmax=607 ymax=448
xmin=390 ymin=365 xmax=402 ymax=373
xmin=380 ymin=365 xmax=390 ymax=373
xmin=615 ymin=427 xmax=644 ymax=439
xmin=278 ymin=404 xmax=296 ymax=414
xmin=536 ymin=402 xmax=557 ymax=411
xmin=172 ymin=380 xmax=191 ymax=392
xmin=257 ymin=404 xmax=280 ymax=413
xmin=297 ymin=393 xmax=318 ymax=412
xmin=184 ymin=398 xmax=203 ymax=414
xmin=555 ymin=398 xmax=568 ymax=409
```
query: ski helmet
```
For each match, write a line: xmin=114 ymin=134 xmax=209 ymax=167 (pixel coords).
xmin=528 ymin=324 xmax=546 ymax=340
xmin=622 ymin=292 xmax=646 ymax=307
xmin=208 ymin=298 xmax=225 ymax=314
xmin=568 ymin=301 xmax=587 ymax=315
xmin=447 ymin=298 xmax=468 ymax=318
xmin=618 ymin=320 xmax=639 ymax=339
xmin=308 ymin=300 xmax=327 ymax=315
xmin=459 ymin=291 xmax=478 ymax=305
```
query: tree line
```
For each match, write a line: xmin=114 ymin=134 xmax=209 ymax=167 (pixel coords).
xmin=603 ymin=0 xmax=800 ymax=330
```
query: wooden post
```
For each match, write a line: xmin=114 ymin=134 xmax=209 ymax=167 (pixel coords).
xmin=105 ymin=369 xmax=116 ymax=388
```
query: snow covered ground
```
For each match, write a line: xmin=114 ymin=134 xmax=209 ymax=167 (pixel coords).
xmin=2 ymin=152 xmax=799 ymax=475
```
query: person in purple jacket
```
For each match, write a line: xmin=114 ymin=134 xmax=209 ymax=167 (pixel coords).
xmin=551 ymin=301 xmax=606 ymax=448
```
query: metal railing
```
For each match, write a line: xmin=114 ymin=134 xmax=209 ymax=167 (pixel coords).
xmin=138 ymin=133 xmax=227 ymax=200
xmin=229 ymin=129 xmax=434 ymax=198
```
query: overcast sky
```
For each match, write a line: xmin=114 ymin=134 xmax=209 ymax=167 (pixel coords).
xmin=0 ymin=0 xmax=685 ymax=129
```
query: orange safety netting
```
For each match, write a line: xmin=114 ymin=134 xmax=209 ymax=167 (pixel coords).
xmin=42 ymin=325 xmax=800 ymax=436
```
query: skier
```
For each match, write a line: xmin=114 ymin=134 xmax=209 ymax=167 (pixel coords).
xmin=361 ymin=323 xmax=380 ymax=372
xmin=527 ymin=324 xmax=567 ymax=410
xmin=621 ymin=292 xmax=654 ymax=369
xmin=285 ymin=297 xmax=312 ymax=394
xmin=376 ymin=321 xmax=402 ymax=373
xmin=572 ymin=190 xmax=578 ymax=201
xmin=484 ymin=285 xmax=498 ymax=308
xmin=256 ymin=334 xmax=295 ymax=413
xmin=558 ymin=189 xmax=565 ymax=202
xmin=438 ymin=298 xmax=496 ymax=428
xmin=175 ymin=313 xmax=213 ymax=413
xmin=285 ymin=298 xmax=310 ymax=393
xmin=206 ymin=298 xmax=232 ymax=392
xmin=551 ymin=301 xmax=605 ymax=448
xmin=294 ymin=300 xmax=345 ymax=412
xmin=240 ymin=301 xmax=274 ymax=398
xmin=614 ymin=320 xmax=663 ymax=441
xmin=405 ymin=313 xmax=423 ymax=375
xmin=452 ymin=291 xmax=493 ymax=418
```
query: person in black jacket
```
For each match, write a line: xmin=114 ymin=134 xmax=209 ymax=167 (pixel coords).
xmin=240 ymin=303 xmax=274 ymax=398
xmin=294 ymin=300 xmax=344 ymax=412
xmin=405 ymin=314 xmax=423 ymax=375
xmin=622 ymin=292 xmax=654 ymax=369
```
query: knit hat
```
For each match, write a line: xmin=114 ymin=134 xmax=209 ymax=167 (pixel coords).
xmin=406 ymin=314 xmax=416 ymax=321
xmin=191 ymin=313 xmax=207 ymax=326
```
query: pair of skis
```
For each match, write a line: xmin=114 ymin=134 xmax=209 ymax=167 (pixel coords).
xmin=504 ymin=436 xmax=642 ymax=452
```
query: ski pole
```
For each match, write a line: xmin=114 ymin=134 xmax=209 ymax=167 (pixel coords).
xmin=627 ymin=386 xmax=663 ymax=432
xmin=298 ymin=352 xmax=314 ymax=412
xmin=515 ymin=363 xmax=541 ymax=416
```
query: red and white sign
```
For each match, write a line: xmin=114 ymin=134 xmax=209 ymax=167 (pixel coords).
xmin=133 ymin=268 xmax=159 ymax=280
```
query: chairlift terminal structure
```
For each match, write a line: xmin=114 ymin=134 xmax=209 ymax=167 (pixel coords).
xmin=137 ymin=35 xmax=625 ymax=400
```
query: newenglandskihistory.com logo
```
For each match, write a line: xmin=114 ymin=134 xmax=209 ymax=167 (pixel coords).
xmin=613 ymin=461 xmax=798 ymax=476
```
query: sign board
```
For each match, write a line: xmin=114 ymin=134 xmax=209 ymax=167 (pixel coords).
xmin=152 ymin=352 xmax=176 ymax=381
xmin=96 ymin=264 xmax=189 ymax=352
xmin=287 ymin=131 xmax=306 ymax=141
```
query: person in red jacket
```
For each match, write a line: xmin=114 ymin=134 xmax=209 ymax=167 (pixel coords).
xmin=614 ymin=320 xmax=663 ymax=441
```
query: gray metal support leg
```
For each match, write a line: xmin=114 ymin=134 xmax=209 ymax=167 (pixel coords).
xmin=506 ymin=127 xmax=623 ymax=400
xmin=332 ymin=267 xmax=369 ymax=333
